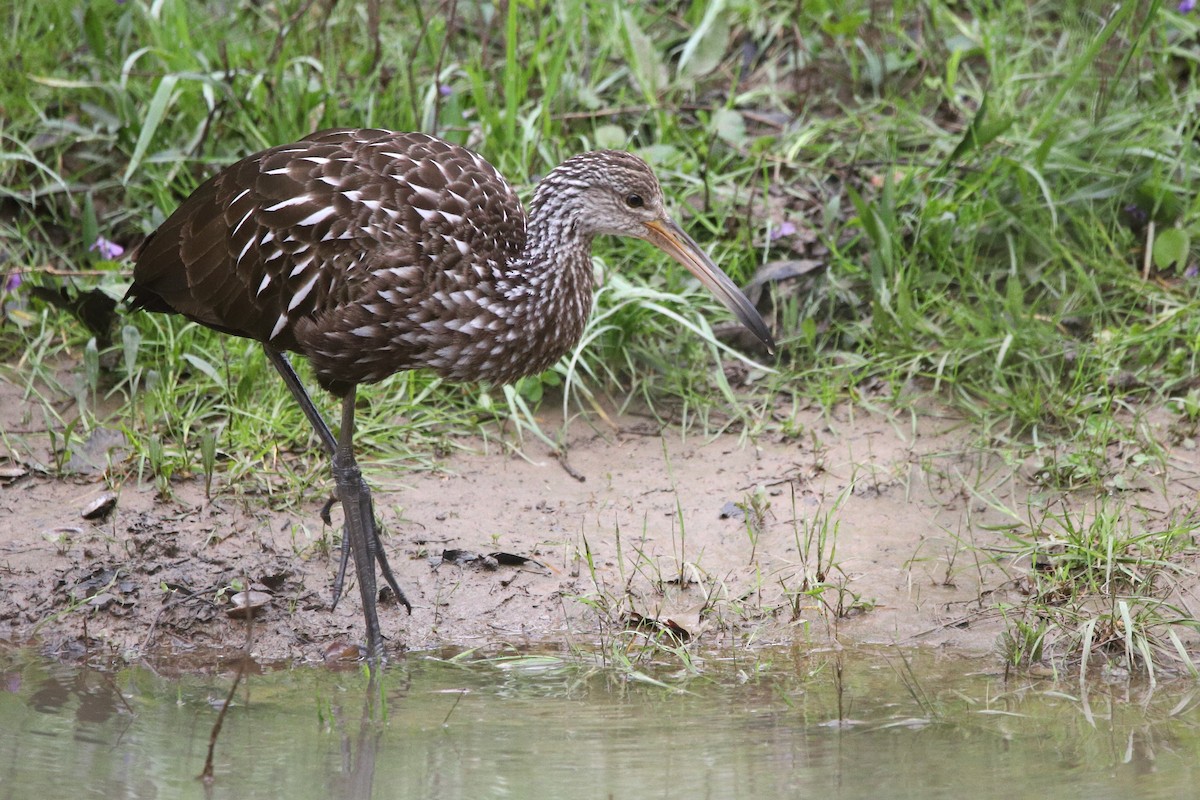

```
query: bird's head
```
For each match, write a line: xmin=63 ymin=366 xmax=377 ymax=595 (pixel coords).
xmin=539 ymin=150 xmax=775 ymax=354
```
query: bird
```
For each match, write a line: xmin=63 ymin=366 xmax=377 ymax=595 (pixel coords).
xmin=127 ymin=128 xmax=775 ymax=662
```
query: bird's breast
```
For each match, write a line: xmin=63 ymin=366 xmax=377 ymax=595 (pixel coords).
xmin=298 ymin=270 xmax=592 ymax=390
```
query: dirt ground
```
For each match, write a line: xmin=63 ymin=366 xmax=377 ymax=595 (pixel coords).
xmin=3 ymin=376 xmax=1198 ymax=668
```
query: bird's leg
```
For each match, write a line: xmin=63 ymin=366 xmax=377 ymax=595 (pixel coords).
xmin=332 ymin=426 xmax=413 ymax=615
xmin=316 ymin=494 xmax=353 ymax=608
xmin=328 ymin=436 xmax=412 ymax=617
xmin=264 ymin=348 xmax=337 ymax=453
xmin=262 ymin=350 xmax=358 ymax=601
xmin=262 ymin=348 xmax=411 ymax=620
xmin=331 ymin=392 xmax=385 ymax=659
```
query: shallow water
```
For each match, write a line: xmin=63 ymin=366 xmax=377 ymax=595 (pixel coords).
xmin=2 ymin=645 xmax=1199 ymax=799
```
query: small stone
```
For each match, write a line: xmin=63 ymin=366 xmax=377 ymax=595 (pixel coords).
xmin=323 ymin=640 xmax=364 ymax=663
xmin=81 ymin=492 xmax=118 ymax=521
xmin=0 ymin=463 xmax=28 ymax=481
xmin=227 ymin=590 xmax=272 ymax=619
xmin=719 ymin=501 xmax=744 ymax=521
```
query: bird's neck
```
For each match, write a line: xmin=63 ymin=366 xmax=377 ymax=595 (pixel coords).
xmin=513 ymin=175 xmax=596 ymax=287
xmin=494 ymin=183 xmax=597 ymax=372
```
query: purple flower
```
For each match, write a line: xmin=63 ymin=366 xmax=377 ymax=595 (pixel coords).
xmin=89 ymin=236 xmax=124 ymax=259
xmin=439 ymin=84 xmax=453 ymax=97
xmin=1186 ymin=264 xmax=1198 ymax=279
xmin=770 ymin=221 xmax=797 ymax=241
xmin=2 ymin=273 xmax=19 ymax=292
xmin=1181 ymin=0 xmax=1196 ymax=12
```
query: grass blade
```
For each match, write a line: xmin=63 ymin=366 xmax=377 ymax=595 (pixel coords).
xmin=123 ymin=74 xmax=179 ymax=184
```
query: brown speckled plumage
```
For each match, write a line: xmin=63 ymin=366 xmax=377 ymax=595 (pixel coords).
xmin=127 ymin=128 xmax=773 ymax=660
xmin=130 ymin=129 xmax=758 ymax=393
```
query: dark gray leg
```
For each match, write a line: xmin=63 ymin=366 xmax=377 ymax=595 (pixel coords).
xmin=332 ymin=393 xmax=384 ymax=658
xmin=262 ymin=348 xmax=412 ymax=659
xmin=329 ymin=396 xmax=412 ymax=615
xmin=264 ymin=348 xmax=353 ymax=603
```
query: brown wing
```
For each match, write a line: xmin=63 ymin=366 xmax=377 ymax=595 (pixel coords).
xmin=128 ymin=129 xmax=526 ymax=371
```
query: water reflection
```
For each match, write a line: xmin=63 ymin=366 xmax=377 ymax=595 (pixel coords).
xmin=325 ymin=672 xmax=387 ymax=800
xmin=2 ymin=646 xmax=1199 ymax=799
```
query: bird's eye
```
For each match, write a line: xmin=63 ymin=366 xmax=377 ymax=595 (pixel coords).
xmin=625 ymin=194 xmax=644 ymax=209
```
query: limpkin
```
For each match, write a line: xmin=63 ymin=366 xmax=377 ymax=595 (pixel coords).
xmin=128 ymin=128 xmax=774 ymax=660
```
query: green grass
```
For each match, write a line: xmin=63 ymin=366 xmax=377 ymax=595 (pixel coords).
xmin=997 ymin=499 xmax=1200 ymax=683
xmin=2 ymin=0 xmax=1199 ymax=677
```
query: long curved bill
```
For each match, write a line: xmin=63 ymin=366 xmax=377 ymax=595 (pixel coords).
xmin=643 ymin=219 xmax=775 ymax=354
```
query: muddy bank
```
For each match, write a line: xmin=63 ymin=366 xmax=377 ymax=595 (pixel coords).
xmin=3 ymin=394 xmax=1195 ymax=667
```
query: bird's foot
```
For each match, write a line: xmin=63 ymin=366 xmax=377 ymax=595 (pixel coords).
xmin=327 ymin=478 xmax=413 ymax=615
